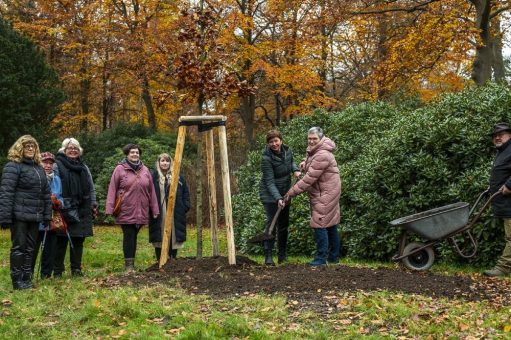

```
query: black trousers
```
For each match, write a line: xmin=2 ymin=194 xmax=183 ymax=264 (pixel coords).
xmin=263 ymin=202 xmax=290 ymax=254
xmin=122 ymin=224 xmax=141 ymax=259
xmin=10 ymin=220 xmax=39 ymax=277
xmin=32 ymin=230 xmax=58 ymax=277
xmin=54 ymin=235 xmax=85 ymax=274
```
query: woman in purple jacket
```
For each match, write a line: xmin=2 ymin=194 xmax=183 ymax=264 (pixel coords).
xmin=106 ymin=144 xmax=159 ymax=272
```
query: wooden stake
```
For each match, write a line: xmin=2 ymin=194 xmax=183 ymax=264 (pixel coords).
xmin=206 ymin=129 xmax=219 ymax=256
xmin=218 ymin=124 xmax=236 ymax=264
xmin=159 ymin=125 xmax=186 ymax=269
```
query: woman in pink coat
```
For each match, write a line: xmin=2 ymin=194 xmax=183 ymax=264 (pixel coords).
xmin=106 ymin=144 xmax=159 ymax=272
xmin=284 ymin=127 xmax=341 ymax=266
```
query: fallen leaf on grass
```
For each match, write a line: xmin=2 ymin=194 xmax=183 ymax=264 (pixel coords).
xmin=459 ymin=323 xmax=469 ymax=332
xmin=167 ymin=327 xmax=185 ymax=335
xmin=1 ymin=300 xmax=12 ymax=307
xmin=503 ymin=324 xmax=511 ymax=332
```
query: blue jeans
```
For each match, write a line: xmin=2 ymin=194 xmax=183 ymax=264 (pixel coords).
xmin=313 ymin=225 xmax=340 ymax=262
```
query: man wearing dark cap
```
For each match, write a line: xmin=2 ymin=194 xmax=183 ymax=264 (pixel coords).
xmin=485 ymin=122 xmax=511 ymax=277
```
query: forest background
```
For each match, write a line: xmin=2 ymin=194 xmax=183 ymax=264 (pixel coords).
xmin=2 ymin=0 xmax=511 ymax=264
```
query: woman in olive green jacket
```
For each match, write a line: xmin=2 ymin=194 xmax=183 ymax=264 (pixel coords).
xmin=259 ymin=130 xmax=301 ymax=265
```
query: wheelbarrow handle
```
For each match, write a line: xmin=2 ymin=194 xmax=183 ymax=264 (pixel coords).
xmin=468 ymin=189 xmax=491 ymax=217
xmin=467 ymin=190 xmax=501 ymax=229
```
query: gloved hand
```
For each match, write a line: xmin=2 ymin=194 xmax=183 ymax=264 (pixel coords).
xmin=91 ymin=203 xmax=98 ymax=219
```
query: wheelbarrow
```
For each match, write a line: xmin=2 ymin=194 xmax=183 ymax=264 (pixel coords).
xmin=390 ymin=190 xmax=500 ymax=271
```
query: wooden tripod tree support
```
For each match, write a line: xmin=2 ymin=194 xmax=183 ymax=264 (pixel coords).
xmin=159 ymin=115 xmax=236 ymax=269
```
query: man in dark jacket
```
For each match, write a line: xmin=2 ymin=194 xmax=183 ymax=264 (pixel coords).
xmin=484 ymin=122 xmax=511 ymax=277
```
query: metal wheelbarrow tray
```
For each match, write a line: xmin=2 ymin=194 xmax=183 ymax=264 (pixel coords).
xmin=389 ymin=190 xmax=499 ymax=271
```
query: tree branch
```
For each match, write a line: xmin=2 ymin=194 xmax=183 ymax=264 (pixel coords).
xmin=350 ymin=0 xmax=440 ymax=15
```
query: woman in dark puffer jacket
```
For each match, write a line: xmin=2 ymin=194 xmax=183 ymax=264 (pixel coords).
xmin=0 ymin=135 xmax=51 ymax=290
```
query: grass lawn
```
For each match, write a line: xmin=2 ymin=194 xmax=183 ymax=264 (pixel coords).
xmin=1 ymin=226 xmax=510 ymax=339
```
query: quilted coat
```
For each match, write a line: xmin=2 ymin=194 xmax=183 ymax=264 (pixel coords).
xmin=286 ymin=137 xmax=341 ymax=228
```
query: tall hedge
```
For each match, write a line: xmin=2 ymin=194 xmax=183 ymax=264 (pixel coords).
xmin=233 ymin=83 xmax=511 ymax=267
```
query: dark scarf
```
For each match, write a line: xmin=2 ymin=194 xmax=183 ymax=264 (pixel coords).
xmin=56 ymin=153 xmax=90 ymax=200
xmin=126 ymin=158 xmax=142 ymax=171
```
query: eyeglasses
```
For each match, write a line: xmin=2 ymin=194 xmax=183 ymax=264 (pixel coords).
xmin=23 ymin=144 xmax=36 ymax=150
xmin=66 ymin=147 xmax=80 ymax=151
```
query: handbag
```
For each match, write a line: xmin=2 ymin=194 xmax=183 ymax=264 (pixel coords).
xmin=50 ymin=210 xmax=67 ymax=232
xmin=112 ymin=176 xmax=138 ymax=217
xmin=62 ymin=197 xmax=80 ymax=223
xmin=113 ymin=194 xmax=122 ymax=217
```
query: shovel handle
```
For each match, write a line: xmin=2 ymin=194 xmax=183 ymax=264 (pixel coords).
xmin=266 ymin=205 xmax=283 ymax=236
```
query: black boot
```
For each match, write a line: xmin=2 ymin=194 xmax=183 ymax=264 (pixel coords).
xmin=170 ymin=249 xmax=177 ymax=259
xmin=277 ymin=252 xmax=287 ymax=264
xmin=20 ymin=271 xmax=33 ymax=289
xmin=11 ymin=273 xmax=23 ymax=290
xmin=155 ymin=247 xmax=162 ymax=261
xmin=263 ymin=240 xmax=275 ymax=266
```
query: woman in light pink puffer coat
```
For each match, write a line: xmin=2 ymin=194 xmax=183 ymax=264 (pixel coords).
xmin=284 ymin=127 xmax=341 ymax=266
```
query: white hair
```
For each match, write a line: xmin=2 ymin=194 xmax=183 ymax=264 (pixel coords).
xmin=58 ymin=137 xmax=83 ymax=155
xmin=308 ymin=127 xmax=324 ymax=139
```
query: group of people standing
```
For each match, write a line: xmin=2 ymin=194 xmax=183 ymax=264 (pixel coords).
xmin=259 ymin=127 xmax=342 ymax=266
xmin=0 ymin=136 xmax=189 ymax=290
xmin=0 ymin=136 xmax=96 ymax=289
xmin=104 ymin=145 xmax=190 ymax=272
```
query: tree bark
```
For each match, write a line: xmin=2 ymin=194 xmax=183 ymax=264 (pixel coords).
xmin=141 ymin=76 xmax=157 ymax=131
xmin=470 ymin=0 xmax=492 ymax=85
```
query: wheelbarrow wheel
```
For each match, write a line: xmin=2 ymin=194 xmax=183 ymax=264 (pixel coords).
xmin=401 ymin=242 xmax=435 ymax=271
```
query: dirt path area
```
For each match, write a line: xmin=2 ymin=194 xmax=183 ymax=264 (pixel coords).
xmin=96 ymin=256 xmax=511 ymax=312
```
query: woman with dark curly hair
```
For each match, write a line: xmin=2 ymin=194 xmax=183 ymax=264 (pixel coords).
xmin=0 ymin=135 xmax=51 ymax=289
xmin=106 ymin=143 xmax=159 ymax=272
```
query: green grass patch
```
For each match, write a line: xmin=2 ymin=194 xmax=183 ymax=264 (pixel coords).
xmin=1 ymin=227 xmax=510 ymax=338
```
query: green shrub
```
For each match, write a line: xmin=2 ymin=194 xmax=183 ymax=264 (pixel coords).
xmin=234 ymin=83 xmax=511 ymax=267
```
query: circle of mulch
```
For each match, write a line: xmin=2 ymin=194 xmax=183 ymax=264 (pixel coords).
xmin=95 ymin=256 xmax=511 ymax=312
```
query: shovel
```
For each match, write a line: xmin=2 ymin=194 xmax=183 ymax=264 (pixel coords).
xmin=248 ymin=205 xmax=282 ymax=244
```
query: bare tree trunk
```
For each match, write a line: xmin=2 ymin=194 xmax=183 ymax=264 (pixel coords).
xmin=470 ymin=0 xmax=492 ymax=85
xmin=80 ymin=65 xmax=90 ymax=131
xmin=141 ymin=76 xmax=157 ymax=131
xmin=239 ymin=94 xmax=255 ymax=145
xmin=491 ymin=16 xmax=506 ymax=82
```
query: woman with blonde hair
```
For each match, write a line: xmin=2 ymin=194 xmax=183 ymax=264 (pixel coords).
xmin=148 ymin=153 xmax=190 ymax=261
xmin=0 ymin=135 xmax=51 ymax=289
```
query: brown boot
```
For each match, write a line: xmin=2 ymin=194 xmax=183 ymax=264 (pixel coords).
xmin=124 ymin=258 xmax=135 ymax=273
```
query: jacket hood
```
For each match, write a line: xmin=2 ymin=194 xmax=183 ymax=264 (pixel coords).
xmin=307 ymin=137 xmax=335 ymax=155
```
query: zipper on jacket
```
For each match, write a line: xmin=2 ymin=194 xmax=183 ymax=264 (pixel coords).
xmin=34 ymin=164 xmax=43 ymax=219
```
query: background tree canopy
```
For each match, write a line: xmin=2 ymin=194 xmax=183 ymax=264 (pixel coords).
xmin=0 ymin=17 xmax=64 ymax=160
xmin=234 ymin=83 xmax=511 ymax=267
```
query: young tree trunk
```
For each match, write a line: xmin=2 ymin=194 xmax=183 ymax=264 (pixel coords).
xmin=196 ymin=93 xmax=204 ymax=258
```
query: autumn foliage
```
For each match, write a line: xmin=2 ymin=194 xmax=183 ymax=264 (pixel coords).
xmin=0 ymin=0 xmax=508 ymax=143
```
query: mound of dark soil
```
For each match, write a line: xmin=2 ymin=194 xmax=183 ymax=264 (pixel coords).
xmin=96 ymin=256 xmax=511 ymax=312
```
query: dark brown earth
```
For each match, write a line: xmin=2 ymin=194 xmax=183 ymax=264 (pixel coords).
xmin=96 ymin=256 xmax=511 ymax=312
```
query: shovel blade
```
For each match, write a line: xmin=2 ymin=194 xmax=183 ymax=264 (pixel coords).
xmin=248 ymin=233 xmax=275 ymax=244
